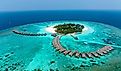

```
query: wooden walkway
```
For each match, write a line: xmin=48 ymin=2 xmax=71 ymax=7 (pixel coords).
xmin=12 ymin=30 xmax=47 ymax=36
xmin=52 ymin=36 xmax=114 ymax=58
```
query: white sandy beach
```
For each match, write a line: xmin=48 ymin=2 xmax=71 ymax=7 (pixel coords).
xmin=45 ymin=26 xmax=57 ymax=33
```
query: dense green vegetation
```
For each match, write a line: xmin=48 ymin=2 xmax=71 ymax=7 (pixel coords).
xmin=54 ymin=23 xmax=84 ymax=34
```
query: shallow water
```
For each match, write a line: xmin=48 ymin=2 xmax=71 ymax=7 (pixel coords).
xmin=0 ymin=21 xmax=121 ymax=71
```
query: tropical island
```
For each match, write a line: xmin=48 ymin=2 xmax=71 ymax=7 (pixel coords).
xmin=53 ymin=23 xmax=85 ymax=35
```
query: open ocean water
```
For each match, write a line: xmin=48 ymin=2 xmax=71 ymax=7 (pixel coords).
xmin=0 ymin=10 xmax=121 ymax=71
xmin=0 ymin=10 xmax=121 ymax=30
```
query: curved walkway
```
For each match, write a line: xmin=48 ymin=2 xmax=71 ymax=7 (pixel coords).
xmin=12 ymin=30 xmax=47 ymax=36
xmin=52 ymin=36 xmax=114 ymax=58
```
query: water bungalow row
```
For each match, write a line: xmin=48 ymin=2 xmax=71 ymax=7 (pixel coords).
xmin=12 ymin=30 xmax=47 ymax=36
xmin=52 ymin=36 xmax=114 ymax=58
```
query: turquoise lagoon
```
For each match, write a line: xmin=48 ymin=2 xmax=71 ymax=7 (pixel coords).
xmin=0 ymin=21 xmax=121 ymax=71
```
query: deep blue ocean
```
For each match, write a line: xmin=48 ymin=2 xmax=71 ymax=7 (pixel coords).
xmin=0 ymin=10 xmax=121 ymax=30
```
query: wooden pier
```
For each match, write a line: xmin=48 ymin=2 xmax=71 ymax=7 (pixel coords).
xmin=52 ymin=36 xmax=114 ymax=58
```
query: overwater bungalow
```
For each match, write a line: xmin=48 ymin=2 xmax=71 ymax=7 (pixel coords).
xmin=63 ymin=50 xmax=71 ymax=55
xmin=68 ymin=51 xmax=74 ymax=57
xmin=96 ymin=51 xmax=104 ymax=56
xmin=58 ymin=48 xmax=66 ymax=53
xmin=86 ymin=53 xmax=94 ymax=58
xmin=91 ymin=52 xmax=99 ymax=58
xmin=80 ymin=53 xmax=87 ymax=58
xmin=75 ymin=52 xmax=80 ymax=58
